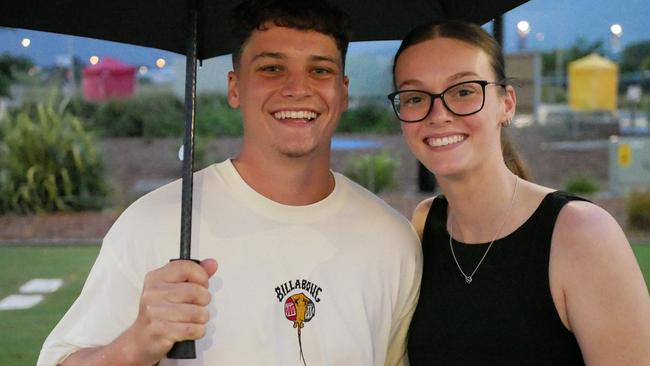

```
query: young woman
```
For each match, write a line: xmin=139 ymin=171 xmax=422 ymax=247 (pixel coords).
xmin=388 ymin=20 xmax=650 ymax=365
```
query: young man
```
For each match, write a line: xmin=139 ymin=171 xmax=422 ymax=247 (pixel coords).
xmin=38 ymin=1 xmax=422 ymax=365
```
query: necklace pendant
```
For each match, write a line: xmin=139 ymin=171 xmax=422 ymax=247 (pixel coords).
xmin=465 ymin=276 xmax=472 ymax=284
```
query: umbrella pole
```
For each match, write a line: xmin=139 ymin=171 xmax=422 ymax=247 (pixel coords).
xmin=167 ymin=0 xmax=199 ymax=360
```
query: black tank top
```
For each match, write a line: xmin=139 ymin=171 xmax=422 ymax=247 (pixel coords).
xmin=408 ymin=191 xmax=586 ymax=365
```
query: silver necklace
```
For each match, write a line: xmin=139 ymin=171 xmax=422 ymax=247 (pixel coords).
xmin=448 ymin=176 xmax=519 ymax=284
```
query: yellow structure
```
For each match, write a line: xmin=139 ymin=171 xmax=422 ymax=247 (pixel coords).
xmin=568 ymin=53 xmax=618 ymax=111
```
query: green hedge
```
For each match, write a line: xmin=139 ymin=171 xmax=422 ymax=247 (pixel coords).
xmin=627 ymin=190 xmax=650 ymax=231
xmin=65 ymin=91 xmax=244 ymax=138
xmin=195 ymin=92 xmax=243 ymax=137
xmin=51 ymin=93 xmax=399 ymax=138
xmin=564 ymin=175 xmax=599 ymax=194
xmin=88 ymin=90 xmax=184 ymax=137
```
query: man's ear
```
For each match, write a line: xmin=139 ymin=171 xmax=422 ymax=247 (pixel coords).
xmin=227 ymin=71 xmax=240 ymax=109
xmin=342 ymin=75 xmax=350 ymax=111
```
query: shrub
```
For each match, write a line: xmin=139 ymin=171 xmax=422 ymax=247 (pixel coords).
xmin=344 ymin=151 xmax=397 ymax=194
xmin=564 ymin=175 xmax=599 ymax=194
xmin=65 ymin=96 xmax=99 ymax=122
xmin=627 ymin=190 xmax=650 ymax=230
xmin=0 ymin=100 xmax=108 ymax=214
xmin=337 ymin=103 xmax=400 ymax=133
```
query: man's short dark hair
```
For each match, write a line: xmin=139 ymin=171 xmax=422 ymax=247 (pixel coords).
xmin=230 ymin=0 xmax=350 ymax=69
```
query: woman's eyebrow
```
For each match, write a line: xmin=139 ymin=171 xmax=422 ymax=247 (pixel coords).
xmin=447 ymin=71 xmax=480 ymax=82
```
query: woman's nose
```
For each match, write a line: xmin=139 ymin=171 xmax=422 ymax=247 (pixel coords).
xmin=425 ymin=96 xmax=453 ymax=125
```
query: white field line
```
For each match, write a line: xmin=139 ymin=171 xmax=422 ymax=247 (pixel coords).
xmin=20 ymin=278 xmax=64 ymax=294
xmin=0 ymin=278 xmax=64 ymax=311
xmin=0 ymin=294 xmax=44 ymax=310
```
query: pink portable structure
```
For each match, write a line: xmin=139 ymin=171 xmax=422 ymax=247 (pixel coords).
xmin=82 ymin=57 xmax=135 ymax=101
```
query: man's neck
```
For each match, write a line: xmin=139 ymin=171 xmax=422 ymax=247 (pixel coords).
xmin=231 ymin=151 xmax=334 ymax=206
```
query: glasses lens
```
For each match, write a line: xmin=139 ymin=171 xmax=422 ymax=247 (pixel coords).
xmin=393 ymin=91 xmax=431 ymax=122
xmin=444 ymin=82 xmax=484 ymax=115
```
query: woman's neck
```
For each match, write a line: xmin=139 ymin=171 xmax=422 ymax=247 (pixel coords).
xmin=438 ymin=164 xmax=519 ymax=243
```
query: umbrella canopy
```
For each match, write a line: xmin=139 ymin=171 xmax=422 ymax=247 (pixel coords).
xmin=1 ymin=0 xmax=528 ymax=60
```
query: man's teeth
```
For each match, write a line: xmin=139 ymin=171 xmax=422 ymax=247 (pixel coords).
xmin=273 ymin=111 xmax=318 ymax=120
xmin=427 ymin=135 xmax=466 ymax=147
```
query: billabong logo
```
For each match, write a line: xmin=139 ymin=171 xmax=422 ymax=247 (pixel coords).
xmin=275 ymin=279 xmax=323 ymax=366
xmin=285 ymin=293 xmax=315 ymax=329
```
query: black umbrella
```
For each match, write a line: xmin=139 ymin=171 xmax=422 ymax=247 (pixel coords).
xmin=2 ymin=1 xmax=528 ymax=59
xmin=0 ymin=0 xmax=528 ymax=358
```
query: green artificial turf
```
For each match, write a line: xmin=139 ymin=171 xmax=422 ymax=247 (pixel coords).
xmin=0 ymin=244 xmax=648 ymax=365
xmin=632 ymin=244 xmax=650 ymax=289
xmin=0 ymin=246 xmax=99 ymax=366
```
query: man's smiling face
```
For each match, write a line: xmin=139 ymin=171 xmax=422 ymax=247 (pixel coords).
xmin=228 ymin=23 xmax=349 ymax=159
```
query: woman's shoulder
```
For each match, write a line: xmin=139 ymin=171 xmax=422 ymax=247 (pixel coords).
xmin=522 ymin=178 xmax=624 ymax=253
xmin=555 ymin=198 xmax=622 ymax=246
xmin=551 ymin=196 xmax=633 ymax=288
xmin=520 ymin=181 xmax=625 ymax=254
xmin=412 ymin=196 xmax=437 ymax=240
xmin=549 ymin=195 xmax=650 ymax=362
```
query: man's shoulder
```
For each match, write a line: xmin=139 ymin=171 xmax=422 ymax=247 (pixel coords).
xmin=332 ymin=174 xmax=422 ymax=263
xmin=131 ymin=164 xmax=222 ymax=210
xmin=113 ymin=165 xmax=223 ymax=227
xmin=334 ymin=173 xmax=413 ymax=228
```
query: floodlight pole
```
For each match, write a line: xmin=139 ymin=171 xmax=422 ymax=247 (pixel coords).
xmin=493 ymin=15 xmax=504 ymax=46
xmin=167 ymin=0 xmax=199 ymax=360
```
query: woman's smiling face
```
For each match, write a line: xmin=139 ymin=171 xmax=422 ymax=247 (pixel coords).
xmin=393 ymin=37 xmax=514 ymax=179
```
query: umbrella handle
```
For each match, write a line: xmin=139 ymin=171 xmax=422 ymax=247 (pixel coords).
xmin=166 ymin=258 xmax=200 ymax=359
xmin=168 ymin=0 xmax=200 ymax=360
xmin=167 ymin=339 xmax=197 ymax=359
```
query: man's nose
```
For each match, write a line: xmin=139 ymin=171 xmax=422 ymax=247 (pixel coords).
xmin=281 ymin=72 xmax=312 ymax=98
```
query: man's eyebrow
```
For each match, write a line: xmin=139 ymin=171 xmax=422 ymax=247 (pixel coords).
xmin=251 ymin=52 xmax=285 ymax=62
xmin=310 ymin=55 xmax=339 ymax=64
xmin=252 ymin=53 xmax=339 ymax=64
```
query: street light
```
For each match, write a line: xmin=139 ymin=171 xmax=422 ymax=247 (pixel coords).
xmin=610 ymin=23 xmax=623 ymax=55
xmin=21 ymin=38 xmax=31 ymax=48
xmin=610 ymin=24 xmax=623 ymax=37
xmin=89 ymin=56 xmax=99 ymax=65
xmin=517 ymin=20 xmax=530 ymax=51
xmin=155 ymin=58 xmax=166 ymax=68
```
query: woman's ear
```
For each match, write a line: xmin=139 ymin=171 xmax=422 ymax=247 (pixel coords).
xmin=501 ymin=84 xmax=517 ymax=123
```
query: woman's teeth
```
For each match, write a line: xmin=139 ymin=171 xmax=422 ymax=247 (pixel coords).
xmin=426 ymin=135 xmax=466 ymax=147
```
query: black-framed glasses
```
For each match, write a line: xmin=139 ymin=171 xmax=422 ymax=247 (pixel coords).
xmin=387 ymin=80 xmax=506 ymax=123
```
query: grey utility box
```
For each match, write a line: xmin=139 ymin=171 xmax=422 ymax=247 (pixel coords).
xmin=609 ymin=136 xmax=650 ymax=195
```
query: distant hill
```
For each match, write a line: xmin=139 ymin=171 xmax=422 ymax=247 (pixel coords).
xmin=172 ymin=42 xmax=399 ymax=99
xmin=346 ymin=52 xmax=394 ymax=98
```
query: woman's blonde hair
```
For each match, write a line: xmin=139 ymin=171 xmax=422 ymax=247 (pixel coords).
xmin=502 ymin=130 xmax=532 ymax=180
